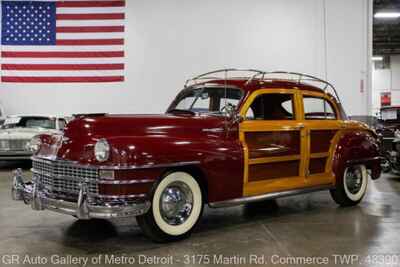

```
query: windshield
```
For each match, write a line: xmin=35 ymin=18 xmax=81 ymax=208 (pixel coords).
xmin=169 ymin=87 xmax=244 ymax=115
xmin=2 ymin=117 xmax=56 ymax=129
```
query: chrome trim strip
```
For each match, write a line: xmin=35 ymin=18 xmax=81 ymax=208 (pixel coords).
xmin=98 ymin=161 xmax=201 ymax=170
xmin=202 ymin=128 xmax=224 ymax=133
xmin=44 ymin=187 xmax=97 ymax=196
xmin=98 ymin=179 xmax=154 ymax=185
xmin=94 ymin=193 xmax=147 ymax=199
xmin=208 ymin=185 xmax=333 ymax=208
xmin=33 ymin=156 xmax=200 ymax=170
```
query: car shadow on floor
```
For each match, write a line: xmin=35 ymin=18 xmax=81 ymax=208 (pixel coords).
xmin=61 ymin=218 xmax=153 ymax=251
xmin=64 ymin=219 xmax=118 ymax=241
xmin=195 ymin=195 xmax=334 ymax=234
xmin=60 ymin=200 xmax=288 ymax=250
xmin=61 ymin=196 xmax=334 ymax=245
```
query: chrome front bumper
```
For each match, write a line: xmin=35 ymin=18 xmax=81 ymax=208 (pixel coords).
xmin=0 ymin=151 xmax=32 ymax=160
xmin=11 ymin=169 xmax=151 ymax=219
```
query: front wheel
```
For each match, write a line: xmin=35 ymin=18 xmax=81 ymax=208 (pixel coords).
xmin=136 ymin=171 xmax=203 ymax=242
xmin=330 ymin=165 xmax=368 ymax=207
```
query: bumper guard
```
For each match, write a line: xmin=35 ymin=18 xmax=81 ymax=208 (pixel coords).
xmin=11 ymin=169 xmax=151 ymax=219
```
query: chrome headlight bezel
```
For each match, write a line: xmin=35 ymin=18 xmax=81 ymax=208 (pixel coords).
xmin=94 ymin=138 xmax=110 ymax=162
xmin=28 ymin=136 xmax=42 ymax=153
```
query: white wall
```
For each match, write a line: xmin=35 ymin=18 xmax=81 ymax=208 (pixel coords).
xmin=372 ymin=55 xmax=400 ymax=114
xmin=0 ymin=0 xmax=372 ymax=116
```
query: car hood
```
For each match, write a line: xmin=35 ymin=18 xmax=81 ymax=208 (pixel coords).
xmin=36 ymin=114 xmax=234 ymax=164
xmin=0 ymin=127 xmax=57 ymax=140
xmin=63 ymin=114 xmax=228 ymax=140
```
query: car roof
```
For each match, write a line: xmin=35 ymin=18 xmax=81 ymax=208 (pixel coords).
xmin=184 ymin=69 xmax=341 ymax=103
xmin=202 ymin=79 xmax=328 ymax=94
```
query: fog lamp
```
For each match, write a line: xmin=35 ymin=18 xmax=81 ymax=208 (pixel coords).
xmin=99 ymin=170 xmax=115 ymax=180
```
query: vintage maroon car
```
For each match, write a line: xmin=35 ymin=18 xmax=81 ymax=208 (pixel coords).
xmin=12 ymin=70 xmax=381 ymax=242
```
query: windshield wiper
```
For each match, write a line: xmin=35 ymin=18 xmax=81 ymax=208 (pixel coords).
xmin=167 ymin=109 xmax=196 ymax=115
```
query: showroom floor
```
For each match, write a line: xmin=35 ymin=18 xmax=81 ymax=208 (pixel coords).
xmin=1 ymin=161 xmax=400 ymax=267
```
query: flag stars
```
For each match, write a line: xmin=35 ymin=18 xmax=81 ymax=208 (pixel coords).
xmin=2 ymin=2 xmax=55 ymax=45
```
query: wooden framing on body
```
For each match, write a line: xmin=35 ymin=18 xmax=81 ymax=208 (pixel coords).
xmin=239 ymin=88 xmax=343 ymax=197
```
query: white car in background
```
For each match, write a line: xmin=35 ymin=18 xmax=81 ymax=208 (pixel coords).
xmin=0 ymin=115 xmax=68 ymax=161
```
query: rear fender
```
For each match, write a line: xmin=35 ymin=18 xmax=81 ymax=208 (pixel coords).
xmin=332 ymin=129 xmax=381 ymax=184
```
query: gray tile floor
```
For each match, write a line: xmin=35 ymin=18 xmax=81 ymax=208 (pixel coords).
xmin=1 ymin=161 xmax=400 ymax=267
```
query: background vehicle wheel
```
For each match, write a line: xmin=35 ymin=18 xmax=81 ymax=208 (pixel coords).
xmin=136 ymin=171 xmax=203 ymax=243
xmin=330 ymin=164 xmax=368 ymax=207
xmin=381 ymin=155 xmax=392 ymax=173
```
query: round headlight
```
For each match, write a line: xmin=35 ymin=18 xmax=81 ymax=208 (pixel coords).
xmin=28 ymin=136 xmax=42 ymax=153
xmin=94 ymin=139 xmax=110 ymax=162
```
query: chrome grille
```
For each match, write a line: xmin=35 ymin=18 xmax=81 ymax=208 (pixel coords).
xmin=32 ymin=159 xmax=99 ymax=198
xmin=0 ymin=139 xmax=30 ymax=151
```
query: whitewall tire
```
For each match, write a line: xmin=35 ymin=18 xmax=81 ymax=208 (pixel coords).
xmin=136 ymin=171 xmax=203 ymax=242
xmin=330 ymin=165 xmax=368 ymax=207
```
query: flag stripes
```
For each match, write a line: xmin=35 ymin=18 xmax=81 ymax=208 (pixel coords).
xmin=56 ymin=26 xmax=124 ymax=33
xmin=1 ymin=0 xmax=125 ymax=83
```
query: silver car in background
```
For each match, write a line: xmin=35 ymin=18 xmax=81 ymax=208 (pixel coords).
xmin=0 ymin=115 xmax=67 ymax=160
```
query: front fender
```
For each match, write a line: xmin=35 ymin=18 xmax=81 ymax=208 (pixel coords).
xmin=107 ymin=136 xmax=244 ymax=203
xmin=106 ymin=136 xmax=221 ymax=166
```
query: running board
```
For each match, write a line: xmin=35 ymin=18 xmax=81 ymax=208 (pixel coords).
xmin=208 ymin=185 xmax=334 ymax=208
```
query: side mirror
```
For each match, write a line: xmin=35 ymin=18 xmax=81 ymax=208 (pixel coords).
xmin=231 ymin=113 xmax=244 ymax=124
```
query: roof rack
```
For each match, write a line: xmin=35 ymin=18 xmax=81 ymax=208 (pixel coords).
xmin=184 ymin=68 xmax=342 ymax=103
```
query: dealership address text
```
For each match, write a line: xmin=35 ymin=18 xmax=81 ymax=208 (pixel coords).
xmin=2 ymin=253 xmax=400 ymax=266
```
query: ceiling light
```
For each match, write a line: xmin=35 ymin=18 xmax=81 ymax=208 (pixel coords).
xmin=374 ymin=12 xmax=400 ymax=18
xmin=372 ymin=56 xmax=383 ymax=61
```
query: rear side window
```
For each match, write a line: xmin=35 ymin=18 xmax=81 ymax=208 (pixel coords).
xmin=303 ymin=96 xmax=336 ymax=120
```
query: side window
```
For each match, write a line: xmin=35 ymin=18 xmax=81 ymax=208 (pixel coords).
xmin=303 ymin=96 xmax=336 ymax=120
xmin=58 ymin=119 xmax=67 ymax=130
xmin=245 ymin=93 xmax=295 ymax=120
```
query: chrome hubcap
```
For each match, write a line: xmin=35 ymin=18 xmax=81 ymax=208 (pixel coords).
xmin=381 ymin=159 xmax=390 ymax=170
xmin=159 ymin=181 xmax=193 ymax=226
xmin=345 ymin=166 xmax=363 ymax=195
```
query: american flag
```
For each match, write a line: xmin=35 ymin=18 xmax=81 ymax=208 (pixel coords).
xmin=1 ymin=0 xmax=125 ymax=83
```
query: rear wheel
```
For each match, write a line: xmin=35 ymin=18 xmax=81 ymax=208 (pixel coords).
xmin=330 ymin=165 xmax=368 ymax=207
xmin=136 ymin=171 xmax=203 ymax=242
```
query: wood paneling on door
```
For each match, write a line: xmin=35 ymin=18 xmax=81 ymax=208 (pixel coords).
xmin=245 ymin=131 xmax=300 ymax=158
